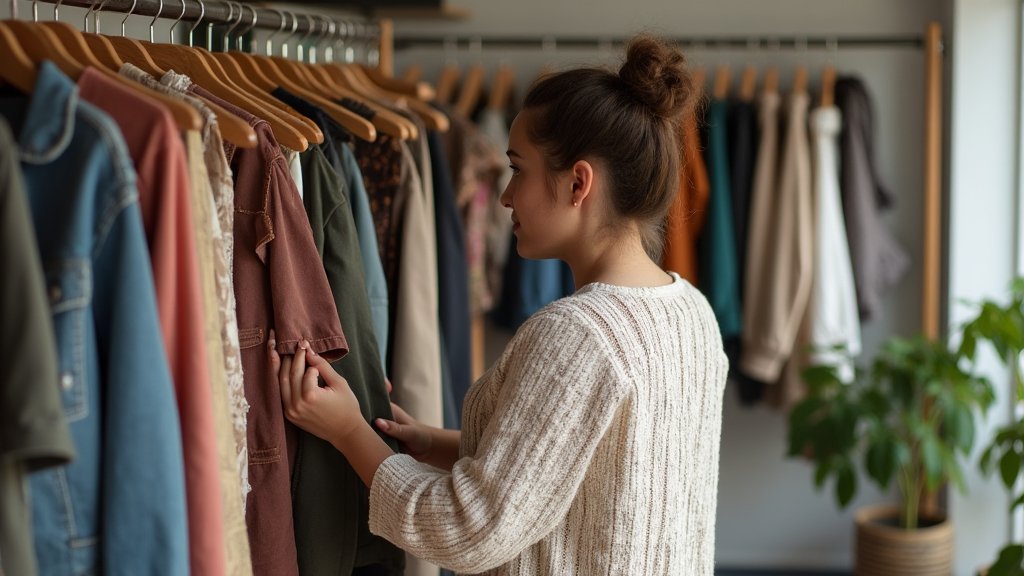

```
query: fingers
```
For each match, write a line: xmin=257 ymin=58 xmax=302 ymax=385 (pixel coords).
xmin=384 ymin=378 xmax=393 ymax=395
xmin=374 ymin=418 xmax=409 ymax=442
xmin=390 ymin=402 xmax=414 ymax=425
xmin=301 ymin=365 xmax=320 ymax=400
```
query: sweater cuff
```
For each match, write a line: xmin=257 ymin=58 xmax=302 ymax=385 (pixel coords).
xmin=368 ymin=453 xmax=422 ymax=541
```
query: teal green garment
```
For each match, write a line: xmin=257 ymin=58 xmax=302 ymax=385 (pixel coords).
xmin=293 ymin=143 xmax=404 ymax=575
xmin=700 ymin=99 xmax=743 ymax=339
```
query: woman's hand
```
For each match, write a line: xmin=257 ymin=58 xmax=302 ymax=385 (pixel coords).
xmin=375 ymin=402 xmax=433 ymax=461
xmin=269 ymin=330 xmax=363 ymax=448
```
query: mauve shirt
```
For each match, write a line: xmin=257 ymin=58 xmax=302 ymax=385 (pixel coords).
xmin=186 ymin=82 xmax=348 ymax=576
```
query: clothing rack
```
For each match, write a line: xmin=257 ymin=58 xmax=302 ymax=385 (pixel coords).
xmin=394 ymin=33 xmax=930 ymax=52
xmin=15 ymin=0 xmax=394 ymax=67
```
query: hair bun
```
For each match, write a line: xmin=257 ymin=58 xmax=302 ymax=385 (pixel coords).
xmin=618 ymin=35 xmax=694 ymax=118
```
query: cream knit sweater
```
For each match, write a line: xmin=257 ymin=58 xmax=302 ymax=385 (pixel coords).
xmin=369 ymin=273 xmax=728 ymax=575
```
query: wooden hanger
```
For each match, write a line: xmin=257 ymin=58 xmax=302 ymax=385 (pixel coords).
xmin=104 ymin=35 xmax=165 ymax=76
xmin=145 ymin=43 xmax=309 ymax=150
xmin=82 ymin=34 xmax=125 ymax=70
xmin=487 ymin=64 xmax=514 ymax=112
xmin=319 ymin=61 xmax=420 ymax=138
xmin=792 ymin=65 xmax=808 ymax=95
xmin=361 ymin=64 xmax=434 ymax=101
xmin=235 ymin=53 xmax=374 ymax=142
xmin=454 ymin=64 xmax=484 ymax=118
xmin=209 ymin=52 xmax=324 ymax=145
xmin=402 ymin=64 xmax=422 ymax=84
xmin=739 ymin=64 xmax=758 ymax=102
xmin=435 ymin=64 xmax=460 ymax=105
xmin=33 ymin=20 xmax=201 ymax=133
xmin=3 ymin=20 xmax=83 ymax=79
xmin=338 ymin=63 xmax=448 ymax=132
xmin=820 ymin=64 xmax=836 ymax=108
xmin=712 ymin=64 xmax=731 ymax=101
xmin=691 ymin=66 xmax=707 ymax=100
xmin=0 ymin=23 xmax=38 ymax=93
xmin=763 ymin=66 xmax=779 ymax=95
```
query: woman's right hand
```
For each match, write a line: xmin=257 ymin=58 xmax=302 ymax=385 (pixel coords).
xmin=375 ymin=402 xmax=433 ymax=461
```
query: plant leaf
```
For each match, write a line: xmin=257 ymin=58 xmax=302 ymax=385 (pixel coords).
xmin=836 ymin=461 xmax=857 ymax=507
xmin=922 ymin=434 xmax=944 ymax=489
xmin=1000 ymin=450 xmax=1022 ymax=489
xmin=987 ymin=544 xmax=1024 ymax=576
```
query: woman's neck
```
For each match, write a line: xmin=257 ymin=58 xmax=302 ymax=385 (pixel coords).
xmin=565 ymin=234 xmax=672 ymax=291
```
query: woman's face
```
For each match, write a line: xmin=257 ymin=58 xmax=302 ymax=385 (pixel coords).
xmin=500 ymin=110 xmax=576 ymax=260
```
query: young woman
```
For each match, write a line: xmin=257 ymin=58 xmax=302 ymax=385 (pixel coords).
xmin=271 ymin=35 xmax=728 ymax=575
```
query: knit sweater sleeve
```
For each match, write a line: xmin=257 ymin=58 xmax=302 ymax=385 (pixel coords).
xmin=368 ymin=306 xmax=630 ymax=573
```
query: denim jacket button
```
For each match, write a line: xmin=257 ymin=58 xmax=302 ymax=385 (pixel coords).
xmin=60 ymin=372 xmax=73 ymax=390
xmin=49 ymin=284 xmax=62 ymax=303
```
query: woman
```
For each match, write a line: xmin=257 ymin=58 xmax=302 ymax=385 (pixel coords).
xmin=271 ymin=35 xmax=728 ymax=575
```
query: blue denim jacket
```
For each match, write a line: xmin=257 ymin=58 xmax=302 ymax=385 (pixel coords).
xmin=0 ymin=61 xmax=189 ymax=576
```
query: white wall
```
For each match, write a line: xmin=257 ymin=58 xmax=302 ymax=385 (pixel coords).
xmin=947 ymin=0 xmax=1021 ymax=574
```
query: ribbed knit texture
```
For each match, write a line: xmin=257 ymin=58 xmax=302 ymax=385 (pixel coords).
xmin=369 ymin=273 xmax=728 ymax=575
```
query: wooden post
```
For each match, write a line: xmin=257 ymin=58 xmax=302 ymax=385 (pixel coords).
xmin=378 ymin=18 xmax=394 ymax=76
xmin=921 ymin=20 xmax=944 ymax=518
xmin=923 ymin=21 xmax=943 ymax=341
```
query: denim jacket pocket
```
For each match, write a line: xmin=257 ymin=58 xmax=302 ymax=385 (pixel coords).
xmin=238 ymin=327 xmax=264 ymax=349
xmin=45 ymin=260 xmax=92 ymax=423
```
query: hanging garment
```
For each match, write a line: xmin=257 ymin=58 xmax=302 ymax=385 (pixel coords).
xmin=78 ymin=66 xmax=226 ymax=576
xmin=180 ymin=77 xmax=350 ymax=576
xmin=429 ymin=130 xmax=472 ymax=424
xmin=2 ymin=61 xmax=188 ymax=576
xmin=182 ymin=128 xmax=255 ymax=576
xmin=741 ymin=91 xmax=814 ymax=388
xmin=699 ymin=98 xmax=743 ymax=353
xmin=808 ymin=106 xmax=861 ymax=382
xmin=284 ymin=146 xmax=304 ymax=200
xmin=762 ymin=91 xmax=815 ymax=409
xmin=478 ymin=109 xmax=514 ymax=306
xmin=662 ymin=113 xmax=710 ymax=284
xmin=366 ymin=274 xmax=727 ymax=576
xmin=0 ymin=116 xmax=74 ymax=576
xmin=268 ymin=88 xmax=403 ymax=576
xmin=119 ymin=63 xmax=251 ymax=511
xmin=835 ymin=76 xmax=909 ymax=319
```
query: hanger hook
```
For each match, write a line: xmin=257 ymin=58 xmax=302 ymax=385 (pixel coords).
xmin=297 ymin=13 xmax=316 ymax=63
xmin=220 ymin=0 xmax=237 ymax=52
xmin=323 ymin=17 xmax=336 ymax=63
xmin=243 ymin=3 xmax=258 ymax=53
xmin=284 ymin=10 xmax=300 ymax=60
xmin=263 ymin=7 xmax=285 ymax=57
xmin=148 ymin=0 xmax=163 ymax=42
xmin=187 ymin=0 xmax=205 ymax=48
xmin=93 ymin=0 xmax=112 ymax=34
xmin=168 ymin=0 xmax=186 ymax=43
xmin=119 ymin=0 xmax=136 ymax=36
xmin=52 ymin=0 xmax=61 ymax=21
xmin=226 ymin=1 xmax=247 ymax=52
xmin=31 ymin=0 xmax=37 ymax=22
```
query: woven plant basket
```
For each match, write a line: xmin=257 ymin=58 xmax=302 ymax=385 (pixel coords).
xmin=855 ymin=504 xmax=953 ymax=576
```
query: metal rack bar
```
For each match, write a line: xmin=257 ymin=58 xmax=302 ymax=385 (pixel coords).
xmin=395 ymin=34 xmax=929 ymax=51
xmin=22 ymin=0 xmax=371 ymax=34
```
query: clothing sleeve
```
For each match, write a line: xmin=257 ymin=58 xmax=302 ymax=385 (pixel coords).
xmin=93 ymin=191 xmax=189 ymax=576
xmin=368 ymin=309 xmax=631 ymax=574
xmin=265 ymin=156 xmax=348 ymax=360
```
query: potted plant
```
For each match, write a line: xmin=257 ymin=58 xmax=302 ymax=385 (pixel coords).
xmin=959 ymin=279 xmax=1024 ymax=576
xmin=788 ymin=329 xmax=997 ymax=575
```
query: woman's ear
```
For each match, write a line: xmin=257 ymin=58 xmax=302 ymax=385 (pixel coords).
xmin=571 ymin=160 xmax=595 ymax=207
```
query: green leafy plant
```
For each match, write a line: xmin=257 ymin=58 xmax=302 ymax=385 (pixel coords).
xmin=788 ymin=334 xmax=996 ymax=530
xmin=958 ymin=279 xmax=1024 ymax=576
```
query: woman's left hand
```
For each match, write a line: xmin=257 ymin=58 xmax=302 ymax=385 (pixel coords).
xmin=269 ymin=329 xmax=364 ymax=447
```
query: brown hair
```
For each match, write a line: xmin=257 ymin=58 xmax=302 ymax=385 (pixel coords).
xmin=522 ymin=35 xmax=697 ymax=259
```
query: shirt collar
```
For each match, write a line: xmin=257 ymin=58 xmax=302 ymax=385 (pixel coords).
xmin=18 ymin=60 xmax=78 ymax=165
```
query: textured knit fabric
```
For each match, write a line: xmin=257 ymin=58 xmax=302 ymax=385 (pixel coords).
xmin=369 ymin=273 xmax=728 ymax=575
xmin=808 ymin=107 xmax=861 ymax=383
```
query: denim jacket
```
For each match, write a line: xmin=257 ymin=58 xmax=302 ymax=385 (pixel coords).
xmin=0 ymin=61 xmax=189 ymax=576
